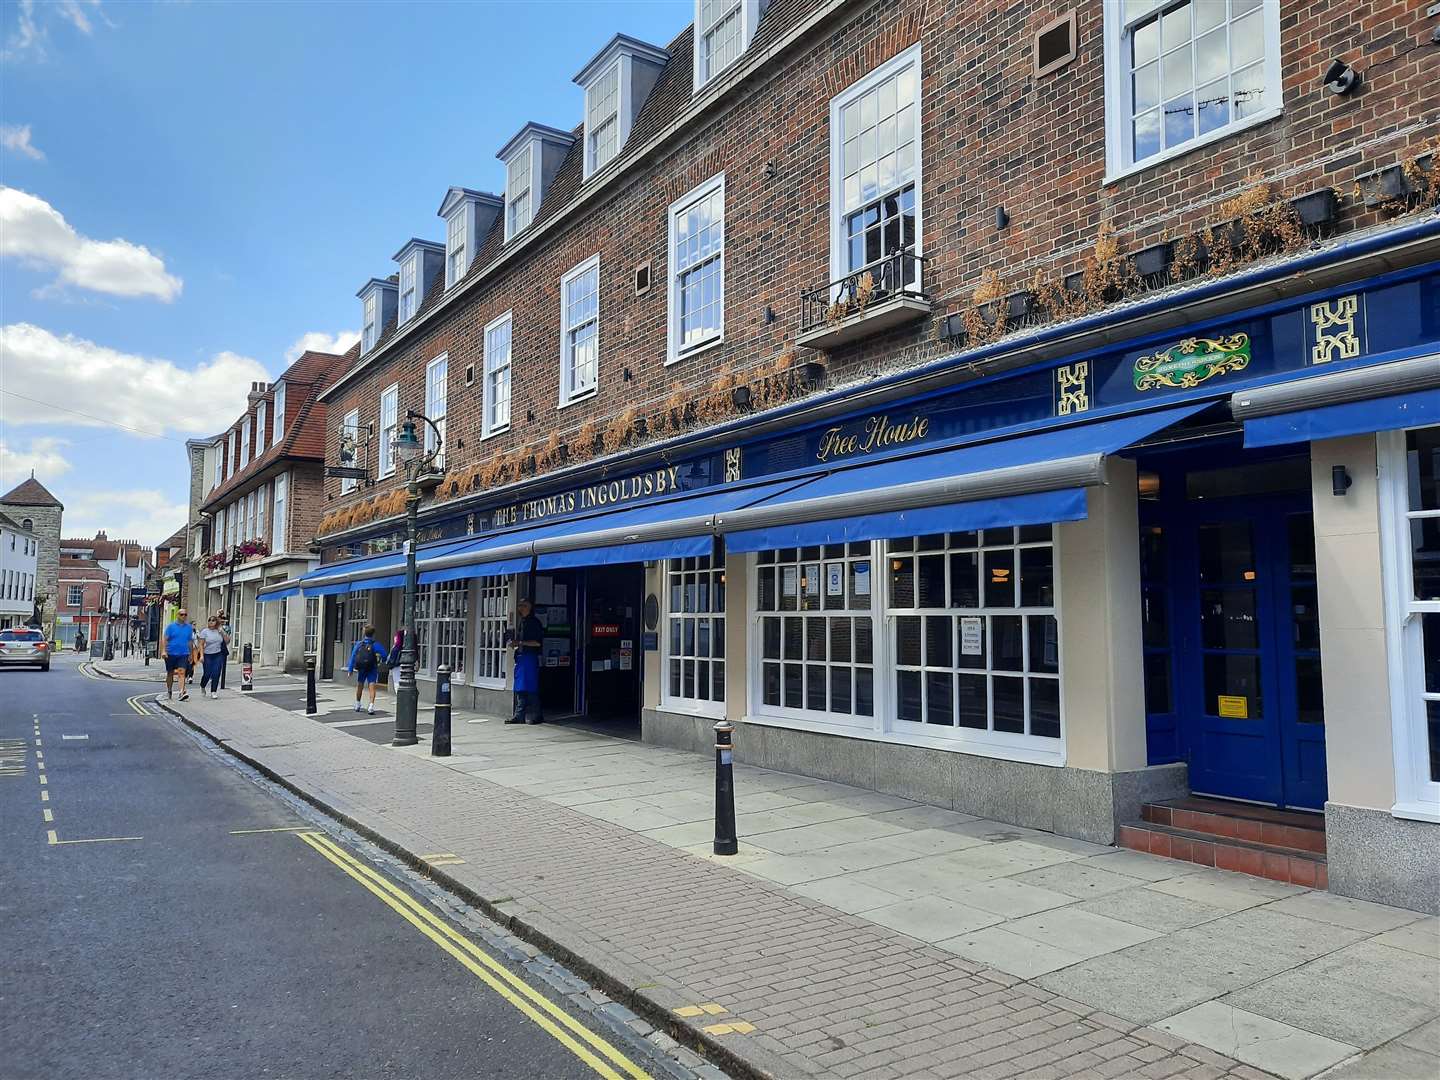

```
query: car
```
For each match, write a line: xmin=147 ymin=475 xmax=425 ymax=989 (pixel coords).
xmin=0 ymin=627 xmax=50 ymax=670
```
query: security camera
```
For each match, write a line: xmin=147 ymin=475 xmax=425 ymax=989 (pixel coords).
xmin=1323 ymin=58 xmax=1360 ymax=95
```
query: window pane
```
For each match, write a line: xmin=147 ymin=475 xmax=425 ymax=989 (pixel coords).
xmin=1030 ymin=679 xmax=1061 ymax=738
xmin=950 ymin=552 xmax=979 ymax=607
xmin=1406 ymin=428 xmax=1440 ymax=511
xmin=994 ymin=677 xmax=1025 ymax=733
xmin=1201 ymin=588 xmax=1259 ymax=649
xmin=926 ymin=615 xmax=952 ymax=668
xmin=1028 ymin=615 xmax=1059 ymax=674
xmin=896 ymin=616 xmax=922 ymax=666
xmin=918 ymin=555 xmax=946 ymax=607
xmin=957 ymin=674 xmax=987 ymax=729
xmin=898 ymin=669 xmax=922 ymax=722
xmin=993 ymin=615 xmax=1023 ymax=671
xmin=1019 ymin=547 xmax=1053 ymax=607
xmin=1204 ymin=654 xmax=1263 ymax=718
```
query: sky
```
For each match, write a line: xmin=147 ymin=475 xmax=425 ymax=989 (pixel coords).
xmin=0 ymin=0 xmax=691 ymax=546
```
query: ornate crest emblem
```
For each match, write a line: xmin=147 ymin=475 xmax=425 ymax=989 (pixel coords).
xmin=1133 ymin=333 xmax=1251 ymax=391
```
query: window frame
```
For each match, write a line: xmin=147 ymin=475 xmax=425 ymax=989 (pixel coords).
xmin=255 ymin=401 xmax=268 ymax=454
xmin=272 ymin=471 xmax=287 ymax=553
xmin=473 ymin=575 xmax=510 ymax=689
xmin=1377 ymin=426 xmax=1440 ymax=822
xmin=666 ymin=172 xmax=726 ymax=365
xmin=339 ymin=408 xmax=360 ymax=494
xmin=1101 ymin=0 xmax=1283 ymax=184
xmin=239 ymin=417 xmax=251 ymax=469
xmin=693 ymin=0 xmax=759 ymax=89
xmin=505 ymin=143 xmax=534 ymax=242
xmin=660 ymin=553 xmax=728 ymax=718
xmin=400 ymin=253 xmax=419 ymax=320
xmin=425 ymin=353 xmax=448 ymax=466
xmin=213 ymin=441 xmax=223 ymax=490
xmin=559 ymin=254 xmax=601 ymax=407
xmin=303 ymin=596 xmax=321 ymax=657
xmin=584 ymin=59 xmax=622 ymax=178
xmin=445 ymin=208 xmax=468 ymax=288
xmin=482 ymin=312 xmax=513 ymax=439
xmin=272 ymin=382 xmax=286 ymax=444
xmin=362 ymin=292 xmax=378 ymax=352
xmin=828 ymin=43 xmax=924 ymax=290
xmin=68 ymin=584 xmax=84 ymax=607
xmin=378 ymin=383 xmax=399 ymax=479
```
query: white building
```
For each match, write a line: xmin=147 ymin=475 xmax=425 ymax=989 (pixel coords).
xmin=0 ymin=511 xmax=40 ymax=629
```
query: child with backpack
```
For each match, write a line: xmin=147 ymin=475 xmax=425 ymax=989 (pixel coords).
xmin=347 ymin=624 xmax=382 ymax=714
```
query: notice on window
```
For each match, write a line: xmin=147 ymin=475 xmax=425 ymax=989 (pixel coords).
xmin=1217 ymin=694 xmax=1248 ymax=719
xmin=853 ymin=562 xmax=871 ymax=597
xmin=552 ymin=583 xmax=568 ymax=606
xmin=535 ymin=578 xmax=554 ymax=604
xmin=960 ymin=616 xmax=984 ymax=656
xmin=826 ymin=563 xmax=844 ymax=597
xmin=781 ymin=565 xmax=798 ymax=600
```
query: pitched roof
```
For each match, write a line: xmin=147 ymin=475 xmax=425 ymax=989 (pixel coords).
xmin=0 ymin=476 xmax=64 ymax=508
xmin=0 ymin=510 xmax=26 ymax=532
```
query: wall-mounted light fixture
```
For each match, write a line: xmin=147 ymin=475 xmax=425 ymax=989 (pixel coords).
xmin=1323 ymin=58 xmax=1360 ymax=95
xmin=995 ymin=206 xmax=1010 ymax=230
xmin=623 ymin=367 xmax=633 ymax=381
xmin=763 ymin=160 xmax=776 ymax=180
xmin=1332 ymin=464 xmax=1353 ymax=496
xmin=764 ymin=305 xmax=776 ymax=323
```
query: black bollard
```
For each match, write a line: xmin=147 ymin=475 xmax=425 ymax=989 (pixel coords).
xmin=305 ymin=655 xmax=318 ymax=715
xmin=241 ymin=642 xmax=254 ymax=692
xmin=713 ymin=720 xmax=738 ymax=855
xmin=432 ymin=665 xmax=452 ymax=757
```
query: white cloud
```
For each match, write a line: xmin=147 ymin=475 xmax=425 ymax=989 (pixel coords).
xmin=0 ymin=436 xmax=73 ymax=488
xmin=0 ymin=323 xmax=268 ymax=438
xmin=3 ymin=0 xmax=43 ymax=61
xmin=60 ymin=487 xmax=188 ymax=549
xmin=3 ymin=0 xmax=109 ymax=61
xmin=56 ymin=0 xmax=100 ymax=35
xmin=0 ymin=187 xmax=182 ymax=302
xmin=0 ymin=124 xmax=45 ymax=161
xmin=285 ymin=330 xmax=359 ymax=365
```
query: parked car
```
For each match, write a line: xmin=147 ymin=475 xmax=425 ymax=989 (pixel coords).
xmin=0 ymin=628 xmax=50 ymax=671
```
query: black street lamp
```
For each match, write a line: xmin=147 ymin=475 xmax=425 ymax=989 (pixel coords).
xmin=102 ymin=579 xmax=117 ymax=661
xmin=391 ymin=411 xmax=441 ymax=747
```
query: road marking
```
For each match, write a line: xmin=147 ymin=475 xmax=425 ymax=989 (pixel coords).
xmin=43 ymin=808 xmax=53 ymax=823
xmin=228 ymin=826 xmax=311 ymax=835
xmin=126 ymin=695 xmax=151 ymax=716
xmin=61 ymin=735 xmax=89 ymax=741
xmin=38 ymin=775 xmax=46 ymax=785
xmin=47 ymin=829 xmax=56 ymax=844
xmin=40 ymin=790 xmax=48 ymax=802
xmin=296 ymin=831 xmax=651 ymax=1080
xmin=48 ymin=833 xmax=143 ymax=845
xmin=702 ymin=1022 xmax=755 ymax=1035
xmin=34 ymin=738 xmax=41 ymax=747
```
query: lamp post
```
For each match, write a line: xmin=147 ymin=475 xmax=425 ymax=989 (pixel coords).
xmin=102 ymin=579 xmax=116 ymax=661
xmin=391 ymin=411 xmax=441 ymax=747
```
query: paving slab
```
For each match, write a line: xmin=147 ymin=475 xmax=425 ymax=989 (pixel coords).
xmin=1319 ymin=1040 xmax=1439 ymax=1080
xmin=1265 ymin=891 xmax=1426 ymax=934
xmin=1221 ymin=966 xmax=1437 ymax=1050
xmin=1304 ymin=939 xmax=1440 ymax=1002
xmin=787 ymin=877 xmax=900 ymax=915
xmin=1004 ymin=906 xmax=1162 ymax=960
xmin=1155 ymin=1001 xmax=1359 ymax=1080
xmin=1373 ymin=917 xmax=1440 ymax=959
xmin=1074 ymin=886 xmax=1230 ymax=933
xmin=1011 ymin=860 xmax=1142 ymax=899
xmin=938 ymin=878 xmax=1077 ymax=919
xmin=933 ymin=925 xmax=1087 ymax=979
xmin=862 ymin=895 xmax=1005 ymax=943
xmin=1399 ymin=1017 xmax=1440 ymax=1056
xmin=1037 ymin=951 xmax=1240 ymax=1025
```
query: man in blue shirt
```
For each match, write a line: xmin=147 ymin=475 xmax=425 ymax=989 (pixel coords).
xmin=163 ymin=608 xmax=196 ymax=701
xmin=346 ymin=624 xmax=382 ymax=715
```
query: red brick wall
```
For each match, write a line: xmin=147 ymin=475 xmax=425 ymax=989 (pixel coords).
xmin=319 ymin=0 xmax=1438 ymax=531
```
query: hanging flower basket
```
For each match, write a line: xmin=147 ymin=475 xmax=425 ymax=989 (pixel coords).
xmin=236 ymin=538 xmax=271 ymax=561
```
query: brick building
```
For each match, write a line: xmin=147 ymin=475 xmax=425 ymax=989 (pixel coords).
xmin=0 ymin=475 xmax=63 ymax=638
xmin=55 ymin=558 xmax=111 ymax=647
xmin=271 ymin=1 xmax=1438 ymax=909
xmin=198 ymin=349 xmax=347 ymax=672
xmin=58 ymin=532 xmax=151 ymax=648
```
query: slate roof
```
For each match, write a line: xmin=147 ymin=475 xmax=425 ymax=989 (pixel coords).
xmin=0 ymin=476 xmax=64 ymax=508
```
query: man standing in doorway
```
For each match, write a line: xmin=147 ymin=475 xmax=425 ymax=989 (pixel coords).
xmin=163 ymin=608 xmax=196 ymax=701
xmin=506 ymin=598 xmax=545 ymax=725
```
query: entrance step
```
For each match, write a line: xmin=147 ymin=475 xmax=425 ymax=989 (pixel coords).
xmin=1120 ymin=797 xmax=1327 ymax=889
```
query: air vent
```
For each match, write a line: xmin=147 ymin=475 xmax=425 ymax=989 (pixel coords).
xmin=635 ymin=260 xmax=652 ymax=296
xmin=1034 ymin=11 xmax=1077 ymax=78
xmin=464 ymin=363 xmax=476 ymax=387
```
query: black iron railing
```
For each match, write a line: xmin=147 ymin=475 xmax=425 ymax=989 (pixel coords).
xmin=800 ymin=250 xmax=929 ymax=335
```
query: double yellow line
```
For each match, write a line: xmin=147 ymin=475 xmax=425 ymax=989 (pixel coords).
xmin=126 ymin=695 xmax=150 ymax=715
xmin=296 ymin=831 xmax=651 ymax=1080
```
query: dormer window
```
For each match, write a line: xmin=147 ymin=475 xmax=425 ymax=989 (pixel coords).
xmin=575 ymin=35 xmax=669 ymax=180
xmin=432 ymin=194 xmax=497 ymax=291
xmin=399 ymin=256 xmax=418 ymax=321
xmin=256 ymin=400 xmax=268 ymax=453
xmin=587 ymin=66 xmax=620 ymax=173
xmin=272 ymin=381 xmax=286 ymax=443
xmin=498 ymin=124 xmax=576 ymax=243
xmin=506 ymin=145 xmax=533 ymax=238
xmin=695 ymin=0 xmax=763 ymax=88
xmin=240 ymin=417 xmax=251 ymax=468
xmin=356 ymin=278 xmax=398 ymax=354
xmin=446 ymin=211 xmax=466 ymax=284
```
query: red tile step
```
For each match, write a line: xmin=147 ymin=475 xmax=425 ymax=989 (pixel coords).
xmin=1141 ymin=797 xmax=1326 ymax=856
xmin=1118 ymin=820 xmax=1327 ymax=889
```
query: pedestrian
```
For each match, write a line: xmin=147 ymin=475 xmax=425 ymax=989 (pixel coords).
xmin=197 ymin=615 xmax=229 ymax=699
xmin=505 ymin=598 xmax=545 ymax=725
xmin=346 ymin=624 xmax=381 ymax=714
xmin=162 ymin=607 xmax=196 ymax=701
xmin=386 ymin=627 xmax=403 ymax=670
xmin=216 ymin=609 xmax=231 ymax=689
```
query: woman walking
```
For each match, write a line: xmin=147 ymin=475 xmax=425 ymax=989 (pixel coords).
xmin=197 ymin=615 xmax=229 ymax=698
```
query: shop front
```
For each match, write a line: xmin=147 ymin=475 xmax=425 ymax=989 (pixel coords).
xmin=286 ymin=250 xmax=1439 ymax=909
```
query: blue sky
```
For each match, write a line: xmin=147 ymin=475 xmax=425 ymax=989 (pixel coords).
xmin=0 ymin=0 xmax=690 ymax=545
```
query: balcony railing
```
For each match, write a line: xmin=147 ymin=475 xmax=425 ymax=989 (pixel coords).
xmin=798 ymin=250 xmax=931 ymax=348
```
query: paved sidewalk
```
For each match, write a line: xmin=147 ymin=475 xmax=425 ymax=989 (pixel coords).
xmin=101 ymin=657 xmax=1439 ymax=1080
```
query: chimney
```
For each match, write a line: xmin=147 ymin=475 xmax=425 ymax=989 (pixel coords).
xmin=248 ymin=381 xmax=269 ymax=405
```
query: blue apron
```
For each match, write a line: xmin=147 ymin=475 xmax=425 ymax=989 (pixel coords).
xmin=513 ymin=650 xmax=540 ymax=693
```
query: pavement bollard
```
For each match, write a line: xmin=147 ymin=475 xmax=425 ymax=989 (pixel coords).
xmin=305 ymin=655 xmax=318 ymax=715
xmin=241 ymin=642 xmax=254 ymax=692
xmin=713 ymin=720 xmax=738 ymax=855
xmin=432 ymin=665 xmax=452 ymax=757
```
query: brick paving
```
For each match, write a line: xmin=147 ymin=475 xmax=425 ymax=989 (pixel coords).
xmin=121 ymin=674 xmax=1279 ymax=1080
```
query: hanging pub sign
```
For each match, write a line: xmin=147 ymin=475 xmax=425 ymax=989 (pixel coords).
xmin=1132 ymin=334 xmax=1251 ymax=391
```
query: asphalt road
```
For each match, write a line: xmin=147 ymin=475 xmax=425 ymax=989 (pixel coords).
xmin=0 ymin=654 xmax=700 ymax=1080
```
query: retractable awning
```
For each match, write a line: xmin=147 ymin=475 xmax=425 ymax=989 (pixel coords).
xmin=296 ymin=535 xmax=479 ymax=595
xmin=1233 ymin=354 xmax=1440 ymax=448
xmin=713 ymin=402 xmax=1210 ymax=552
xmin=257 ymin=586 xmax=300 ymax=603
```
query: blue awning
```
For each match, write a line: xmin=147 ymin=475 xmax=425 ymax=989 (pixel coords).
xmin=537 ymin=535 xmax=714 ymax=570
xmin=1243 ymin=388 xmax=1440 ymax=448
xmin=297 ymin=535 xmax=478 ymax=594
xmin=718 ymin=402 xmax=1209 ymax=553
xmin=257 ymin=586 xmax=300 ymax=602
xmin=419 ymin=556 xmax=532 ymax=586
xmin=305 ymin=581 xmax=352 ymax=597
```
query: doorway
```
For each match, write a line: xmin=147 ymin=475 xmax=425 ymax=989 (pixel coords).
xmin=1139 ymin=450 xmax=1326 ymax=810
xmin=581 ymin=564 xmax=644 ymax=725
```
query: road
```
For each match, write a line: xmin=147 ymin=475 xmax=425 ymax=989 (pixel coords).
xmin=0 ymin=653 xmax=707 ymax=1080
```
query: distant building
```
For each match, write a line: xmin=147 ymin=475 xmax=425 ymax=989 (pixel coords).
xmin=0 ymin=475 xmax=63 ymax=638
xmin=58 ymin=531 xmax=152 ymax=647
xmin=0 ymin=510 xmax=40 ymax=629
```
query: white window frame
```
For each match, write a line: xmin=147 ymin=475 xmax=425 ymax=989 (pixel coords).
xmin=505 ymin=143 xmax=534 ymax=242
xmin=68 ymin=584 xmax=83 ymax=607
xmin=828 ymin=43 xmax=924 ymax=289
xmin=400 ymin=254 xmax=419 ymax=320
xmin=255 ymin=401 xmax=267 ymax=454
xmin=240 ymin=418 xmax=251 ymax=468
xmin=473 ymin=575 xmax=510 ymax=688
xmin=340 ymin=408 xmax=360 ymax=494
xmin=482 ymin=312 xmax=513 ymax=440
xmin=255 ymin=482 xmax=267 ymax=544
xmin=693 ymin=0 xmax=760 ymax=89
xmin=272 ymin=382 xmax=286 ymax=444
xmin=425 ymin=354 xmax=448 ymax=466
xmin=666 ymin=173 xmax=725 ymax=365
xmin=378 ymin=384 xmax=399 ymax=479
xmin=584 ymin=60 xmax=622 ymax=178
xmin=213 ymin=442 xmax=223 ymax=490
xmin=559 ymin=254 xmax=601 ymax=407
xmin=303 ymin=596 xmax=321 ymax=657
xmin=744 ymin=532 xmax=1066 ymax=767
xmin=346 ymin=589 xmax=370 ymax=648
xmin=445 ymin=209 xmax=468 ymax=288
xmin=1378 ymin=426 xmax=1440 ymax=822
xmin=660 ymin=553 xmax=727 ymax=718
xmin=226 ymin=431 xmax=236 ymax=480
xmin=362 ymin=292 xmax=378 ymax=352
xmin=1102 ymin=0 xmax=1283 ymax=184
xmin=272 ymin=471 xmax=287 ymax=553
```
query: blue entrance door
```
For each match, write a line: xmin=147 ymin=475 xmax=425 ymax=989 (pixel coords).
xmin=1142 ymin=488 xmax=1327 ymax=810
